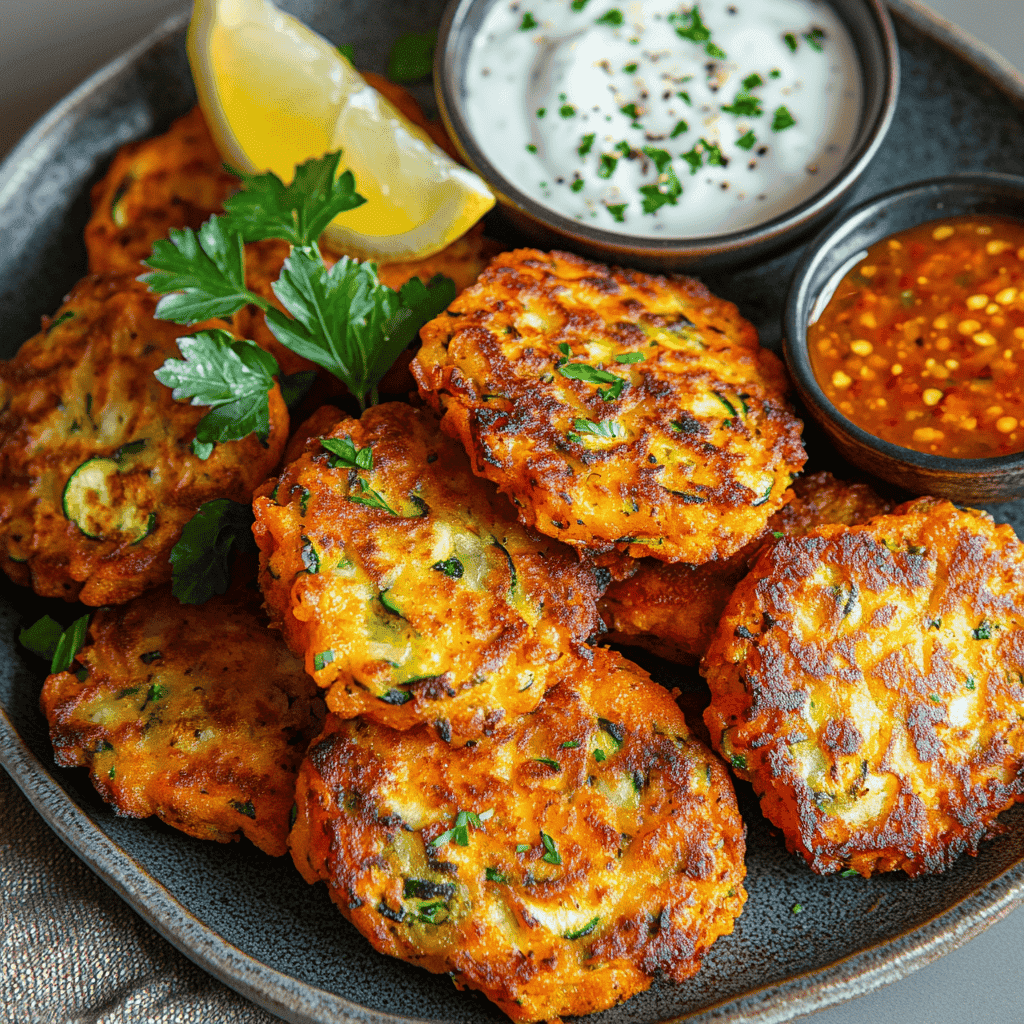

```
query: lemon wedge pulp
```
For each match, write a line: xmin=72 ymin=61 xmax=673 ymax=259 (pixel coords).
xmin=187 ymin=0 xmax=494 ymax=261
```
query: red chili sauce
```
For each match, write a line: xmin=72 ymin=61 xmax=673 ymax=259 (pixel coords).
xmin=808 ymin=215 xmax=1024 ymax=458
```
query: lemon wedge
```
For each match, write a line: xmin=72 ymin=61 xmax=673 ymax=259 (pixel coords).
xmin=187 ymin=0 xmax=494 ymax=261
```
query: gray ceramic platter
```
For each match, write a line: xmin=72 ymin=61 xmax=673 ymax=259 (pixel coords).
xmin=3 ymin=2 xmax=1024 ymax=1022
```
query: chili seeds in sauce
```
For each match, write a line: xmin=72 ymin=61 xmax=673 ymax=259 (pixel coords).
xmin=809 ymin=216 xmax=1024 ymax=458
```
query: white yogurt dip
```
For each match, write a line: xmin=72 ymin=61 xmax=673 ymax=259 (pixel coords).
xmin=463 ymin=0 xmax=863 ymax=237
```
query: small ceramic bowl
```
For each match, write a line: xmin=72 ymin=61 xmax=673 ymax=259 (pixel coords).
xmin=783 ymin=172 xmax=1024 ymax=503
xmin=434 ymin=0 xmax=899 ymax=273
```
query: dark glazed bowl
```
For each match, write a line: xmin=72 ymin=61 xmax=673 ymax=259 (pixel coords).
xmin=435 ymin=0 xmax=899 ymax=273
xmin=783 ymin=172 xmax=1024 ymax=503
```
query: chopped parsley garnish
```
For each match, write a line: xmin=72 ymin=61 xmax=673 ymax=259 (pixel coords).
xmin=540 ymin=831 xmax=562 ymax=864
xmin=619 ymin=102 xmax=640 ymax=119
xmin=721 ymin=91 xmax=762 ymax=117
xmin=840 ymin=868 xmax=859 ymax=878
xmin=784 ymin=31 xmax=798 ymax=51
xmin=564 ymin=916 xmax=600 ymax=939
xmin=301 ymin=536 xmax=321 ymax=574
xmin=593 ymin=749 xmax=607 ymax=762
xmin=791 ymin=903 xmax=803 ymax=914
xmin=681 ymin=147 xmax=703 ymax=174
xmin=320 ymin=435 xmax=373 ymax=470
xmin=640 ymin=167 xmax=683 ymax=212
xmin=966 ymin=677 xmax=977 ymax=691
xmin=516 ymin=843 xmax=531 ymax=853
xmin=169 ymin=499 xmax=257 ymax=605
xmin=314 ymin=650 xmax=335 ymax=672
xmin=415 ymin=901 xmax=449 ymax=924
xmin=19 ymin=614 xmax=91 ymax=674
xmin=772 ymin=106 xmax=797 ymax=131
xmin=430 ymin=808 xmax=494 ymax=848
xmin=606 ymin=203 xmax=627 ymax=222
xmin=623 ymin=62 xmax=638 ymax=73
xmin=572 ymin=417 xmax=626 ymax=439
xmin=347 ymin=477 xmax=400 ymax=516
xmin=736 ymin=130 xmax=757 ymax=150
xmin=973 ymin=620 xmax=994 ymax=640
xmin=705 ymin=41 xmax=726 ymax=58
xmin=598 ymin=154 xmax=618 ymax=179
xmin=743 ymin=73 xmax=764 ymax=90
xmin=642 ymin=146 xmax=672 ymax=173
xmin=147 ymin=683 xmax=170 ymax=702
xmin=615 ymin=352 xmax=645 ymax=363
xmin=770 ymin=68 xmax=782 ymax=78
xmin=570 ymin=176 xmax=585 ymax=193
xmin=387 ymin=30 xmax=436 ymax=83
xmin=928 ymin=694 xmax=942 ymax=704
xmin=336 ymin=44 xmax=355 ymax=64
xmin=578 ymin=133 xmax=596 ymax=157
xmin=571 ymin=0 xmax=590 ymax=9
xmin=730 ymin=754 xmax=748 ymax=770
xmin=432 ymin=557 xmax=465 ymax=579
xmin=532 ymin=758 xmax=561 ymax=770
xmin=519 ymin=12 xmax=538 ymax=30
xmin=670 ymin=119 xmax=689 ymax=138
xmin=536 ymin=107 xmax=546 ymax=118
xmin=560 ymin=739 xmax=581 ymax=749
xmin=804 ymin=27 xmax=826 ymax=51
xmin=485 ymin=867 xmax=507 ymax=883
xmin=560 ymin=103 xmax=577 ymax=118
xmin=677 ymin=90 xmax=692 ymax=105
xmin=558 ymin=362 xmax=619 ymax=387
xmin=673 ymin=6 xmax=711 ymax=43
xmin=526 ymin=143 xmax=538 ymax=153
xmin=700 ymin=138 xmax=726 ymax=166
xmin=595 ymin=9 xmax=624 ymax=26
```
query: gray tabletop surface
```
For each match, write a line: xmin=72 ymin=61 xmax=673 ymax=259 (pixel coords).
xmin=2 ymin=2 xmax=1024 ymax=1023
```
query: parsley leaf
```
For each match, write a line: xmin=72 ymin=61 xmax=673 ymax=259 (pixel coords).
xmin=595 ymin=9 xmax=624 ymax=26
xmin=20 ymin=614 xmax=91 ymax=674
xmin=578 ymin=133 xmax=596 ymax=157
xmin=154 ymin=329 xmax=279 ymax=459
xmin=520 ymin=12 xmax=538 ymax=30
xmin=736 ymin=130 xmax=757 ymax=150
xmin=640 ymin=166 xmax=683 ymax=212
xmin=564 ymin=915 xmax=600 ymax=939
xmin=320 ymin=435 xmax=373 ymax=470
xmin=430 ymin=808 xmax=493 ymax=848
xmin=221 ymin=152 xmax=365 ymax=246
xmin=721 ymin=91 xmax=762 ymax=117
xmin=269 ymin=249 xmax=455 ymax=409
xmin=540 ymin=831 xmax=562 ymax=865
xmin=642 ymin=145 xmax=672 ymax=173
xmin=141 ymin=216 xmax=251 ymax=324
xmin=573 ymin=417 xmax=626 ymax=439
xmin=772 ymin=106 xmax=797 ymax=131
xmin=673 ymin=6 xmax=711 ymax=42
xmin=558 ymin=362 xmax=620 ymax=386
xmin=169 ymin=499 xmax=257 ymax=605
xmin=387 ymin=30 xmax=437 ymax=83
xmin=348 ymin=477 xmax=400 ymax=516
xmin=606 ymin=203 xmax=627 ymax=222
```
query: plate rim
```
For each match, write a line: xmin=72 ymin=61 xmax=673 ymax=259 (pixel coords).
xmin=3 ymin=3 xmax=1024 ymax=1023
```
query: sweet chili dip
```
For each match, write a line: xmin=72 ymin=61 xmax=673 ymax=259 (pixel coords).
xmin=809 ymin=215 xmax=1024 ymax=458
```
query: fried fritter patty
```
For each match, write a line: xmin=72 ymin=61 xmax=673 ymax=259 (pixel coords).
xmin=601 ymin=473 xmax=894 ymax=664
xmin=0 ymin=275 xmax=288 ymax=605
xmin=413 ymin=249 xmax=806 ymax=564
xmin=40 ymin=580 xmax=325 ymax=856
xmin=85 ymin=107 xmax=238 ymax=274
xmin=290 ymin=648 xmax=746 ymax=1021
xmin=253 ymin=402 xmax=602 ymax=743
xmin=703 ymin=497 xmax=1024 ymax=877
xmin=232 ymin=223 xmax=501 ymax=380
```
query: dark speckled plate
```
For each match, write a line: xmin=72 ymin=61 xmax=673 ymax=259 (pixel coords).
xmin=3 ymin=2 xmax=1024 ymax=1022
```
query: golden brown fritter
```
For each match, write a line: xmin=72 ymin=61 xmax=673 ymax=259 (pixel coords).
xmin=253 ymin=402 xmax=602 ymax=744
xmin=0 ymin=275 xmax=288 ymax=605
xmin=703 ymin=497 xmax=1024 ymax=877
xmin=232 ymin=223 xmax=501 ymax=380
xmin=290 ymin=648 xmax=746 ymax=1022
xmin=601 ymin=473 xmax=894 ymax=664
xmin=413 ymin=249 xmax=806 ymax=564
xmin=85 ymin=107 xmax=238 ymax=274
xmin=40 ymin=580 xmax=325 ymax=856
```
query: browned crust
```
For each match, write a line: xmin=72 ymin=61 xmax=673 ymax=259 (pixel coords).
xmin=702 ymin=497 xmax=1024 ymax=877
xmin=0 ymin=275 xmax=288 ymax=605
xmin=412 ymin=248 xmax=806 ymax=564
xmin=40 ymin=579 xmax=324 ymax=856
xmin=601 ymin=473 xmax=894 ymax=664
xmin=290 ymin=648 xmax=746 ymax=1021
xmin=253 ymin=402 xmax=602 ymax=743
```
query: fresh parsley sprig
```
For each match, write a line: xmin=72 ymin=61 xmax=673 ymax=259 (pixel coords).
xmin=141 ymin=151 xmax=456 ymax=411
xmin=20 ymin=613 xmax=90 ymax=674
xmin=154 ymin=329 xmax=280 ymax=459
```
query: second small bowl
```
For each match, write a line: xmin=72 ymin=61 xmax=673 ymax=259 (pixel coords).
xmin=783 ymin=172 xmax=1024 ymax=504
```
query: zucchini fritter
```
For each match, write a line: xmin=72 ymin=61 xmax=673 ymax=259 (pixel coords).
xmin=290 ymin=649 xmax=747 ymax=1021
xmin=40 ymin=581 xmax=325 ymax=856
xmin=0 ymin=275 xmax=288 ymax=605
xmin=413 ymin=249 xmax=806 ymax=564
xmin=601 ymin=473 xmax=893 ymax=664
xmin=85 ymin=107 xmax=238 ymax=274
xmin=254 ymin=402 xmax=602 ymax=743
xmin=703 ymin=498 xmax=1024 ymax=877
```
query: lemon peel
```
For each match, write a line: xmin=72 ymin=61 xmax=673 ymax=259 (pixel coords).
xmin=187 ymin=0 xmax=494 ymax=261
